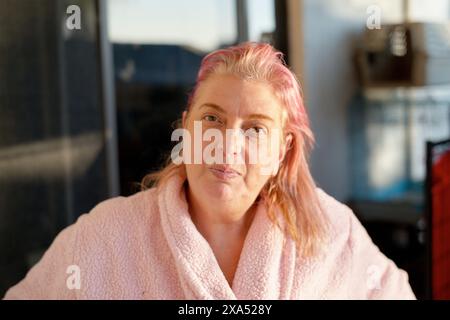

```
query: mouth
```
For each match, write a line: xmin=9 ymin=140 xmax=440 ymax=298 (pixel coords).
xmin=209 ymin=165 xmax=241 ymax=180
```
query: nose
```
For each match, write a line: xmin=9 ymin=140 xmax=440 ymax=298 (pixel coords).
xmin=221 ymin=127 xmax=245 ymax=164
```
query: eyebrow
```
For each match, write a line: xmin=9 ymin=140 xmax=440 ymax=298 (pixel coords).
xmin=199 ymin=103 xmax=226 ymax=114
xmin=199 ymin=103 xmax=275 ymax=122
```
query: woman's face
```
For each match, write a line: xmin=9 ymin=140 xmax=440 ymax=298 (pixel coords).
xmin=182 ymin=74 xmax=287 ymax=215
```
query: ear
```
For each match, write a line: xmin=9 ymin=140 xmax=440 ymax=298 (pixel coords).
xmin=279 ymin=133 xmax=293 ymax=163
xmin=182 ymin=110 xmax=188 ymax=128
xmin=270 ymin=133 xmax=292 ymax=177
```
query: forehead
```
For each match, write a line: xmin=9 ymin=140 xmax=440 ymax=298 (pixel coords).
xmin=192 ymin=74 xmax=283 ymax=120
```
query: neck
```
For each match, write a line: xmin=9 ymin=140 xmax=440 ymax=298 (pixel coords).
xmin=185 ymin=184 xmax=257 ymax=244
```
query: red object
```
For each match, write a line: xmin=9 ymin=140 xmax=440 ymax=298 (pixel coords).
xmin=431 ymin=149 xmax=450 ymax=300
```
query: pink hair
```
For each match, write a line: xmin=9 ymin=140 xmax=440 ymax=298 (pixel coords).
xmin=142 ymin=42 xmax=328 ymax=257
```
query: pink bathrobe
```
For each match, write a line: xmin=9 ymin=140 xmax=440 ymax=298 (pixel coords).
xmin=4 ymin=174 xmax=416 ymax=299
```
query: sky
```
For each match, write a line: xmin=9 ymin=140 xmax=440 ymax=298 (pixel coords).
xmin=107 ymin=0 xmax=275 ymax=52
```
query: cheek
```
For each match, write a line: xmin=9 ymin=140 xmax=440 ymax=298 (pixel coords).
xmin=244 ymin=138 xmax=282 ymax=176
xmin=185 ymin=164 xmax=204 ymax=181
xmin=244 ymin=164 xmax=271 ymax=190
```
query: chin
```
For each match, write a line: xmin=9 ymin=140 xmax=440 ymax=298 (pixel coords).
xmin=203 ymin=179 xmax=236 ymax=202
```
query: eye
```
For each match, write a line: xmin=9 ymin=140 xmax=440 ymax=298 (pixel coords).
xmin=253 ymin=126 xmax=267 ymax=134
xmin=202 ymin=114 xmax=220 ymax=123
xmin=248 ymin=126 xmax=268 ymax=136
xmin=244 ymin=126 xmax=268 ymax=140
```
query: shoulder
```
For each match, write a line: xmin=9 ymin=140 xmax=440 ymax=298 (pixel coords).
xmin=2 ymin=188 xmax=161 ymax=299
xmin=74 ymin=187 xmax=160 ymax=244
xmin=311 ymin=188 xmax=415 ymax=299
xmin=84 ymin=186 xmax=159 ymax=225
xmin=315 ymin=188 xmax=355 ymax=241
xmin=314 ymin=187 xmax=380 ymax=254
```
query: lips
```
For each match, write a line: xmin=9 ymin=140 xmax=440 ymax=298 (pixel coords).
xmin=209 ymin=165 xmax=241 ymax=180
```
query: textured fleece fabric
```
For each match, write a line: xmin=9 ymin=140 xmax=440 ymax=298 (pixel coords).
xmin=4 ymin=174 xmax=416 ymax=299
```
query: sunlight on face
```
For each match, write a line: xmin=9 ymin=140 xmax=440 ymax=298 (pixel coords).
xmin=183 ymin=74 xmax=286 ymax=207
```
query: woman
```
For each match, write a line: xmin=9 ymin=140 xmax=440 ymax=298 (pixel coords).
xmin=4 ymin=42 xmax=415 ymax=299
